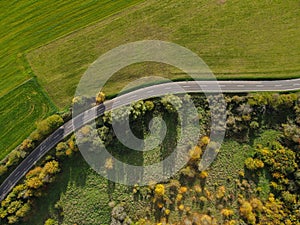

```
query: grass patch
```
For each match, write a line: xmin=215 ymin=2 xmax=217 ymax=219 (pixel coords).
xmin=24 ymin=112 xmax=179 ymax=224
xmin=21 ymin=153 xmax=132 ymax=225
xmin=207 ymin=129 xmax=282 ymax=190
xmin=0 ymin=79 xmax=56 ymax=160
xmin=28 ymin=0 xmax=300 ymax=108
xmin=203 ymin=129 xmax=282 ymax=219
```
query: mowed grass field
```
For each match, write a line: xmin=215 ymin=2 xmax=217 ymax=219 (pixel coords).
xmin=28 ymin=0 xmax=300 ymax=108
xmin=0 ymin=0 xmax=145 ymax=159
xmin=0 ymin=79 xmax=56 ymax=160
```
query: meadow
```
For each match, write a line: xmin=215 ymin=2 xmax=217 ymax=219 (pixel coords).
xmin=21 ymin=129 xmax=282 ymax=225
xmin=0 ymin=79 xmax=56 ymax=160
xmin=27 ymin=0 xmax=300 ymax=108
xmin=0 ymin=0 xmax=144 ymax=159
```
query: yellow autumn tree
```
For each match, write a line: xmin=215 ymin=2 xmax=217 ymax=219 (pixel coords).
xmin=96 ymin=91 xmax=106 ymax=104
xmin=221 ymin=208 xmax=234 ymax=218
xmin=199 ymin=171 xmax=208 ymax=179
xmin=216 ymin=186 xmax=226 ymax=199
xmin=239 ymin=200 xmax=256 ymax=225
xmin=154 ymin=184 xmax=165 ymax=197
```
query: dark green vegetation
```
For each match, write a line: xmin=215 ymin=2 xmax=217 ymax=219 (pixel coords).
xmin=0 ymin=0 xmax=145 ymax=158
xmin=0 ymin=79 xmax=56 ymax=160
xmin=1 ymin=92 xmax=299 ymax=224
xmin=22 ymin=154 xmax=131 ymax=225
xmin=28 ymin=0 xmax=300 ymax=108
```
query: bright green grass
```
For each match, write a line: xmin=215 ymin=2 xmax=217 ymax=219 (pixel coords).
xmin=0 ymin=0 xmax=144 ymax=96
xmin=0 ymin=79 xmax=56 ymax=160
xmin=28 ymin=0 xmax=300 ymax=108
xmin=0 ymin=0 xmax=145 ymax=158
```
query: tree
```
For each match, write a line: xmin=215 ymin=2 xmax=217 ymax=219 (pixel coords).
xmin=245 ymin=157 xmax=264 ymax=170
xmin=250 ymin=198 xmax=263 ymax=213
xmin=237 ymin=104 xmax=252 ymax=115
xmin=200 ymin=136 xmax=210 ymax=146
xmin=258 ymin=143 xmax=297 ymax=176
xmin=6 ymin=151 xmax=20 ymax=167
xmin=6 ymin=201 xmax=22 ymax=214
xmin=250 ymin=121 xmax=259 ymax=130
xmin=131 ymin=100 xmax=147 ymax=119
xmin=55 ymin=142 xmax=68 ymax=158
xmin=180 ymin=166 xmax=196 ymax=179
xmin=7 ymin=215 xmax=18 ymax=224
xmin=221 ymin=208 xmax=234 ymax=218
xmin=98 ymin=126 xmax=113 ymax=145
xmin=216 ymin=186 xmax=226 ymax=199
xmin=20 ymin=139 xmax=33 ymax=151
xmin=15 ymin=202 xmax=31 ymax=218
xmin=161 ymin=94 xmax=182 ymax=113
xmin=179 ymin=186 xmax=188 ymax=194
xmin=145 ymin=100 xmax=154 ymax=111
xmin=239 ymin=200 xmax=255 ymax=224
xmin=281 ymin=191 xmax=296 ymax=205
xmin=25 ymin=177 xmax=43 ymax=189
xmin=36 ymin=115 xmax=63 ymax=136
xmin=282 ymin=121 xmax=300 ymax=144
xmin=0 ymin=165 xmax=8 ymax=176
xmin=199 ymin=171 xmax=208 ymax=179
xmin=96 ymin=91 xmax=105 ymax=104
xmin=189 ymin=146 xmax=202 ymax=161
xmin=44 ymin=218 xmax=59 ymax=225
xmin=154 ymin=184 xmax=165 ymax=197
xmin=105 ymin=157 xmax=114 ymax=170
xmin=43 ymin=160 xmax=60 ymax=175
xmin=26 ymin=166 xmax=43 ymax=179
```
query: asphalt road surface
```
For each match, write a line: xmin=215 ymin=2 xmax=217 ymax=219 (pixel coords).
xmin=1 ymin=78 xmax=300 ymax=201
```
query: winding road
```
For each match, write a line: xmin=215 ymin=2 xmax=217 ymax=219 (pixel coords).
xmin=1 ymin=78 xmax=300 ymax=201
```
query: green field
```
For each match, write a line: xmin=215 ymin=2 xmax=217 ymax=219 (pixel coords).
xmin=1 ymin=0 xmax=300 ymax=164
xmin=0 ymin=79 xmax=56 ymax=160
xmin=0 ymin=0 xmax=145 ymax=159
xmin=27 ymin=0 xmax=300 ymax=108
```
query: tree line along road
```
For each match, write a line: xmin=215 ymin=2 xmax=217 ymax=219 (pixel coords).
xmin=1 ymin=78 xmax=300 ymax=201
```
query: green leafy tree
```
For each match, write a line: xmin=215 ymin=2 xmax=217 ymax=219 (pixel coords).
xmin=55 ymin=142 xmax=68 ymax=158
xmin=161 ymin=94 xmax=182 ymax=113
xmin=36 ymin=115 xmax=63 ymax=136
xmin=0 ymin=165 xmax=8 ymax=176
xmin=44 ymin=218 xmax=59 ymax=225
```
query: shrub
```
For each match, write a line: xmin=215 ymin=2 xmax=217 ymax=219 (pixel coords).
xmin=154 ymin=184 xmax=165 ymax=197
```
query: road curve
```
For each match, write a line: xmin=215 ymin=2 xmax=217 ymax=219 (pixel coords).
xmin=1 ymin=78 xmax=300 ymax=201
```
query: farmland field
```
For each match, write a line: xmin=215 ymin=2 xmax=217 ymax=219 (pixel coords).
xmin=0 ymin=0 xmax=145 ymax=158
xmin=0 ymin=79 xmax=56 ymax=160
xmin=28 ymin=0 xmax=300 ymax=108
